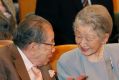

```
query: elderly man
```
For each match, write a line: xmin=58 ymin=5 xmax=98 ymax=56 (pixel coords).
xmin=0 ymin=15 xmax=56 ymax=80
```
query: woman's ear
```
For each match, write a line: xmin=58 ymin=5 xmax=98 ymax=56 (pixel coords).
xmin=102 ymin=33 xmax=110 ymax=44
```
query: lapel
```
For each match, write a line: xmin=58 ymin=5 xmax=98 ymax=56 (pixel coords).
xmin=8 ymin=44 xmax=31 ymax=80
xmin=8 ymin=43 xmax=56 ymax=80
xmin=38 ymin=65 xmax=56 ymax=80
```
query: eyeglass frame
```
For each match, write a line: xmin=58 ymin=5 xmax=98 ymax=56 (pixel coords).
xmin=41 ymin=42 xmax=55 ymax=46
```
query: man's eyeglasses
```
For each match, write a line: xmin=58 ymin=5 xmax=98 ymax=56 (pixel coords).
xmin=41 ymin=42 xmax=55 ymax=46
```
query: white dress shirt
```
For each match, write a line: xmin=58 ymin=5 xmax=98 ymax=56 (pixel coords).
xmin=17 ymin=47 xmax=35 ymax=80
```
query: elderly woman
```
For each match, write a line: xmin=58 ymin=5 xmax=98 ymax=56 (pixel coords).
xmin=57 ymin=5 xmax=119 ymax=80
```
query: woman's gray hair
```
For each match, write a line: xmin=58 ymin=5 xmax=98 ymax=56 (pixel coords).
xmin=73 ymin=5 xmax=113 ymax=37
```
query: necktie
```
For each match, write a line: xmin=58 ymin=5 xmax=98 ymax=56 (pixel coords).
xmin=82 ymin=0 xmax=89 ymax=7
xmin=29 ymin=67 xmax=43 ymax=80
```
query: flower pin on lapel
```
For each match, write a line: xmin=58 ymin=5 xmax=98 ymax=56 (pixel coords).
xmin=48 ymin=70 xmax=55 ymax=78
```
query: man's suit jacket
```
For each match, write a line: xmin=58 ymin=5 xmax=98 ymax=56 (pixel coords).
xmin=0 ymin=41 xmax=56 ymax=80
xmin=35 ymin=0 xmax=118 ymax=45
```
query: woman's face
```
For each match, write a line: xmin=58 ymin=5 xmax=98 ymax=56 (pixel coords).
xmin=75 ymin=25 xmax=109 ymax=56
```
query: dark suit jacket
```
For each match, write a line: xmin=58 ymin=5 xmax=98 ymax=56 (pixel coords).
xmin=0 ymin=41 xmax=56 ymax=80
xmin=35 ymin=0 xmax=118 ymax=45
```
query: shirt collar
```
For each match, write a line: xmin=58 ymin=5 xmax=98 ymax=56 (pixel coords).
xmin=17 ymin=47 xmax=33 ymax=71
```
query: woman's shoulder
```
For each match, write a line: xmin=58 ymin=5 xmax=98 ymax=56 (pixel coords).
xmin=105 ymin=43 xmax=119 ymax=51
xmin=104 ymin=43 xmax=119 ymax=57
xmin=57 ymin=48 xmax=83 ymax=64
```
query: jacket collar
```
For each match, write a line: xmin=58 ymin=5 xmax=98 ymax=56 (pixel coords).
xmin=8 ymin=44 xmax=30 ymax=80
xmin=8 ymin=44 xmax=56 ymax=80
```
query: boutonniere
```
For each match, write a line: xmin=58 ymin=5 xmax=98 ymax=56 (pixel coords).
xmin=48 ymin=70 xmax=55 ymax=78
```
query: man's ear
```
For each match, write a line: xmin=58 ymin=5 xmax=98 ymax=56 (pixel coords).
xmin=30 ymin=42 xmax=38 ymax=49
xmin=26 ymin=42 xmax=38 ymax=50
xmin=22 ymin=42 xmax=37 ymax=55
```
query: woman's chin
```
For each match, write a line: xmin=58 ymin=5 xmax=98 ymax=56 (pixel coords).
xmin=81 ymin=51 xmax=93 ymax=56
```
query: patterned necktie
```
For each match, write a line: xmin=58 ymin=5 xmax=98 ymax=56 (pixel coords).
xmin=82 ymin=0 xmax=89 ymax=7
